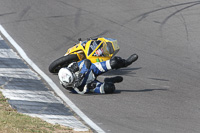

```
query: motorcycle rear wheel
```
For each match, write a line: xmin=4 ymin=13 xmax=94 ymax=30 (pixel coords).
xmin=49 ymin=54 xmax=79 ymax=74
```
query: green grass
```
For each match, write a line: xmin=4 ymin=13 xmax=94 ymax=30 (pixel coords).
xmin=0 ymin=90 xmax=91 ymax=133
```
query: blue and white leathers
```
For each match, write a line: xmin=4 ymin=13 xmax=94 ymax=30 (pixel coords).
xmin=71 ymin=59 xmax=112 ymax=94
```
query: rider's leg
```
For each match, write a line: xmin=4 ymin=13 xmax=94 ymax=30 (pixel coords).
xmin=90 ymin=60 xmax=112 ymax=76
xmin=87 ymin=81 xmax=116 ymax=94
xmin=84 ymin=54 xmax=138 ymax=76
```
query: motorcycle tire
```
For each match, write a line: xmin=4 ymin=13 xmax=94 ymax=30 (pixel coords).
xmin=49 ymin=54 xmax=79 ymax=74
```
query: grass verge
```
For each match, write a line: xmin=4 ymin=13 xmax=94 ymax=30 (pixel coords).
xmin=0 ymin=90 xmax=92 ymax=133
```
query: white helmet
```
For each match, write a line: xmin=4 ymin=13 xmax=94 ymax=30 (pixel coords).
xmin=58 ymin=68 xmax=75 ymax=87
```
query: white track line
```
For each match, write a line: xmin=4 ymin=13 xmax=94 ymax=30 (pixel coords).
xmin=0 ymin=24 xmax=105 ymax=133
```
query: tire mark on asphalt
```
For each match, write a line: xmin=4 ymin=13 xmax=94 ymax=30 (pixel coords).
xmin=57 ymin=0 xmax=125 ymax=27
xmin=159 ymin=1 xmax=200 ymax=41
xmin=164 ymin=0 xmax=189 ymax=41
xmin=178 ymin=13 xmax=189 ymax=41
xmin=123 ymin=1 xmax=200 ymax=42
xmin=62 ymin=23 xmax=95 ymax=44
xmin=124 ymin=0 xmax=200 ymax=24
xmin=159 ymin=3 xmax=200 ymax=28
xmin=18 ymin=6 xmax=31 ymax=21
xmin=56 ymin=0 xmax=112 ymax=40
xmin=0 ymin=12 xmax=16 ymax=17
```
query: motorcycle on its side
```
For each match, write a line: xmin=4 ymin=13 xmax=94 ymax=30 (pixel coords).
xmin=49 ymin=37 xmax=120 ymax=73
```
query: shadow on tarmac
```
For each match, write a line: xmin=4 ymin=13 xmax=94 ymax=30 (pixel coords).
xmin=115 ymin=88 xmax=168 ymax=94
xmin=103 ymin=67 xmax=142 ymax=76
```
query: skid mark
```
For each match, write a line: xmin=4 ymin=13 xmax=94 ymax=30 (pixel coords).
xmin=0 ymin=12 xmax=16 ymax=17
xmin=126 ymin=1 xmax=200 ymax=23
xmin=123 ymin=1 xmax=200 ymax=42
xmin=159 ymin=3 xmax=200 ymax=30
xmin=18 ymin=6 xmax=31 ymax=21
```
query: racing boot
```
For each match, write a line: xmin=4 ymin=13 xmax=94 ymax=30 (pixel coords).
xmin=124 ymin=54 xmax=138 ymax=67
xmin=104 ymin=76 xmax=123 ymax=83
xmin=104 ymin=82 xmax=115 ymax=94
xmin=110 ymin=54 xmax=138 ymax=69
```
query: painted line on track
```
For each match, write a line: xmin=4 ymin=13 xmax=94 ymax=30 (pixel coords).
xmin=0 ymin=24 xmax=105 ymax=133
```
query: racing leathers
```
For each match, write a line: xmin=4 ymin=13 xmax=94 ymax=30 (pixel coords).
xmin=59 ymin=54 xmax=138 ymax=94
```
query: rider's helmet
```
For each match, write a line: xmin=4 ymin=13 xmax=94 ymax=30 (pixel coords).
xmin=58 ymin=67 xmax=75 ymax=87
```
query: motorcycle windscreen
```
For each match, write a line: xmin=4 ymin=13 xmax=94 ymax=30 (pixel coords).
xmin=92 ymin=42 xmax=114 ymax=57
xmin=87 ymin=40 xmax=101 ymax=56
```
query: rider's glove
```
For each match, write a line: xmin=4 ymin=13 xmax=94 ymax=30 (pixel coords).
xmin=68 ymin=62 xmax=79 ymax=73
xmin=74 ymin=73 xmax=85 ymax=88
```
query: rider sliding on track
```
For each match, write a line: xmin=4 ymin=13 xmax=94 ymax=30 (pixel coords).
xmin=58 ymin=54 xmax=138 ymax=94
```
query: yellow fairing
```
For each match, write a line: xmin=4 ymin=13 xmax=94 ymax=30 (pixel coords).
xmin=64 ymin=37 xmax=120 ymax=63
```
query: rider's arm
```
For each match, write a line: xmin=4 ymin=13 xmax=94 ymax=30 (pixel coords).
xmin=90 ymin=60 xmax=112 ymax=76
xmin=73 ymin=86 xmax=89 ymax=94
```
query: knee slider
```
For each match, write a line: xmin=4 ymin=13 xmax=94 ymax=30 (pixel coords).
xmin=110 ymin=58 xmax=118 ymax=69
xmin=104 ymin=82 xmax=115 ymax=94
xmin=110 ymin=56 xmax=125 ymax=69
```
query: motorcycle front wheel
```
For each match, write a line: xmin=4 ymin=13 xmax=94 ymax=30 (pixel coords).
xmin=49 ymin=54 xmax=79 ymax=74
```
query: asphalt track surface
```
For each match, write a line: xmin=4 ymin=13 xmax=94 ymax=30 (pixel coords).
xmin=1 ymin=0 xmax=200 ymax=132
